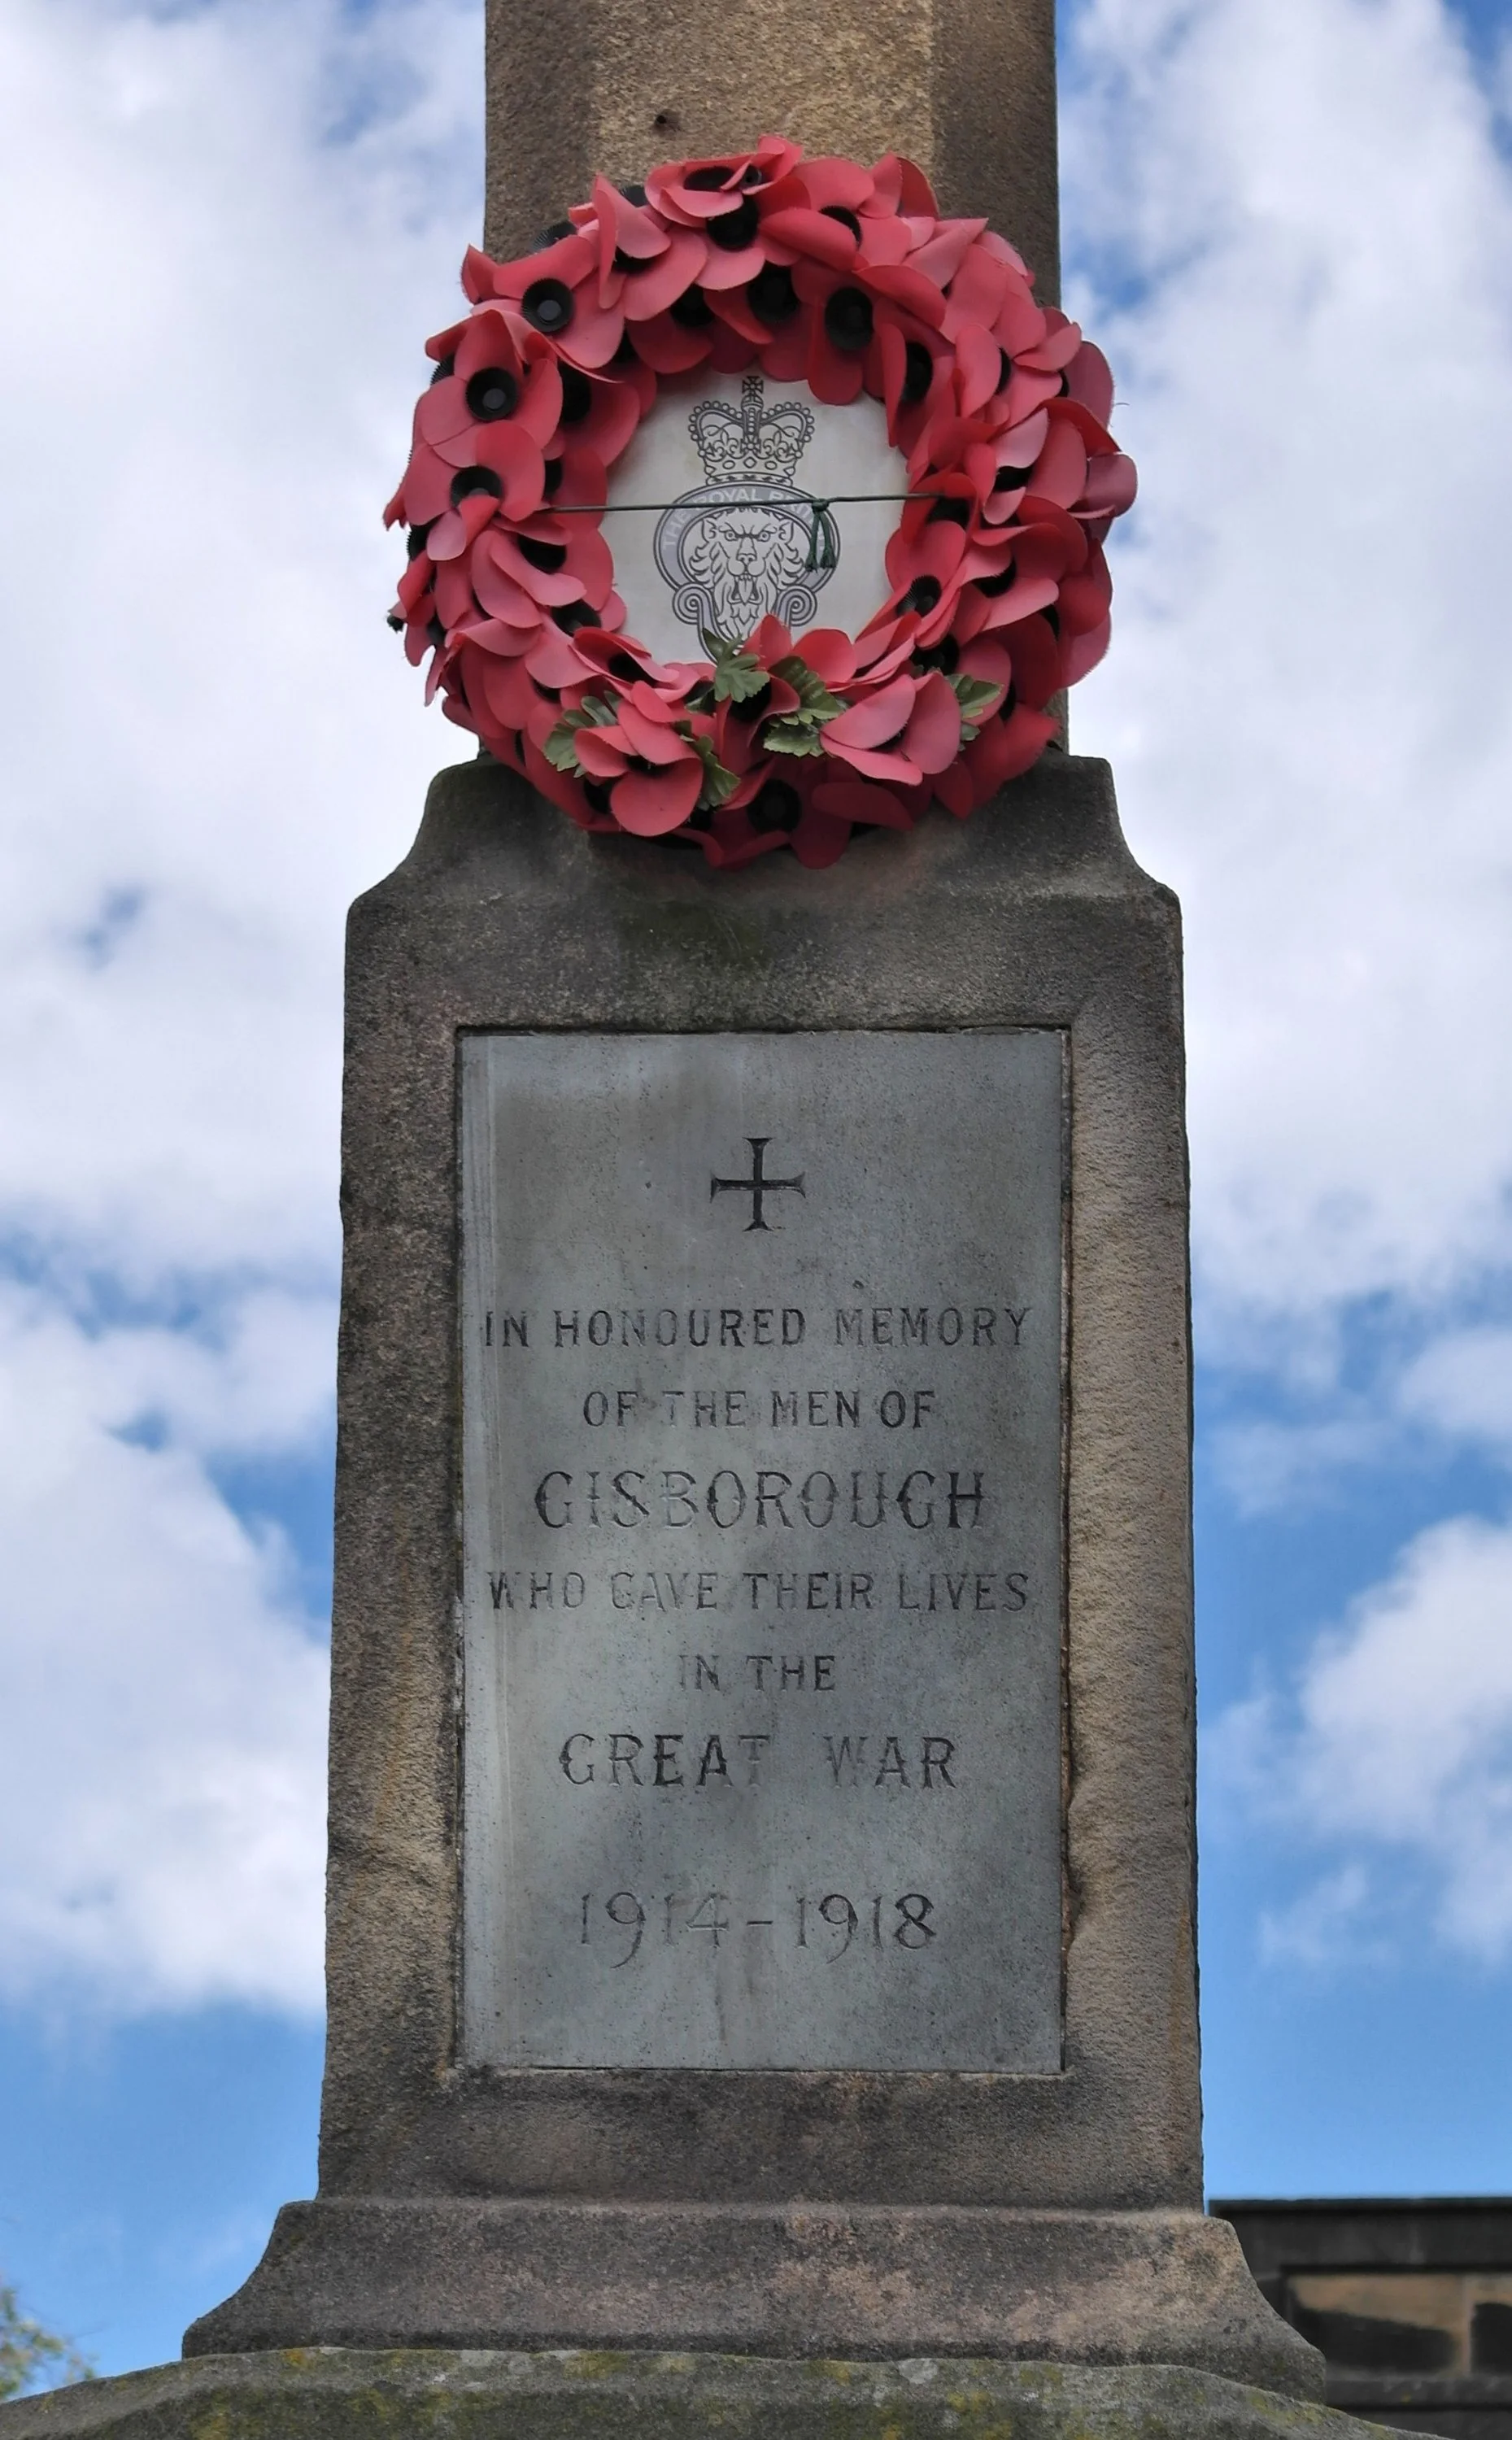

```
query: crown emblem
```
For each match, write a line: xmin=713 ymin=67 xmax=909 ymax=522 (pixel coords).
xmin=688 ymin=373 xmax=815 ymax=487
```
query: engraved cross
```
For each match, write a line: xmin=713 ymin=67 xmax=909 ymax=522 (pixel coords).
xmin=710 ymin=1137 xmax=806 ymax=1231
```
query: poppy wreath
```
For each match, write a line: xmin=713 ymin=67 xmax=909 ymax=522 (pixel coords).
xmin=386 ymin=135 xmax=1137 ymax=870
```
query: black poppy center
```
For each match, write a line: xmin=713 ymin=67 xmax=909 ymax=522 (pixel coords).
xmin=821 ymin=205 xmax=862 ymax=242
xmin=551 ymin=599 xmax=599 ymax=634
xmin=450 ymin=466 xmax=503 ymax=503
xmin=670 ymin=285 xmax=713 ymax=326
xmin=517 ymin=535 xmax=568 ymax=572
xmin=686 ymin=165 xmax=734 ymax=191
xmin=913 ymin=635 xmax=959 ymax=674
xmin=901 ymin=574 xmax=942 ymax=615
xmin=730 ymin=679 xmax=773 ymax=724
xmin=523 ymin=277 xmax=574 ymax=334
xmin=608 ymin=652 xmax=644 ymax=682
xmin=747 ymin=262 xmax=799 ymax=325
xmin=993 ymin=461 xmax=1035 ymax=493
xmin=406 ymin=521 xmax=434 ymax=560
xmin=708 ymin=194 xmax=760 ymax=251
xmin=901 ymin=341 xmax=934 ymax=407
xmin=542 ymin=457 xmax=564 ymax=496
xmin=582 ymin=779 xmax=614 ymax=815
xmin=466 ymin=366 xmax=519 ymax=421
xmin=824 ymin=285 xmax=873 ymax=352
xmin=975 ymin=564 xmax=1016 ymax=598
xmin=429 ymin=352 xmax=455 ymax=385
xmin=558 ymin=364 xmax=594 ymax=423
xmin=748 ymin=780 xmax=804 ymax=834
xmin=928 ymin=496 xmax=972 ymax=528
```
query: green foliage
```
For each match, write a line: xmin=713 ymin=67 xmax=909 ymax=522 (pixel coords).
xmin=687 ymin=734 xmax=740 ymax=813
xmin=762 ymin=654 xmax=843 ymax=756
xmin=0 ymin=2282 xmax=94 ymax=2401
xmin=699 ymin=630 xmax=769 ymax=704
xmin=542 ymin=691 xmax=620 ymax=773
xmin=948 ymin=671 xmax=1004 ymax=743
xmin=773 ymin=656 xmax=843 ymax=718
xmin=761 ymin=722 xmax=828 ymax=758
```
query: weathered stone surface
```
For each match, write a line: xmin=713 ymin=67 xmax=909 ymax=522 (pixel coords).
xmin=0 ymin=2350 xmax=1408 ymax=2440
xmin=305 ymin=756 xmax=1206 ymax=2212
xmin=460 ymin=1027 xmax=1066 ymax=2072
xmin=180 ymin=755 xmax=1309 ymax=2392
xmin=183 ymin=2202 xmax=1317 ymax=2392
xmin=482 ymin=0 xmax=1060 ymax=303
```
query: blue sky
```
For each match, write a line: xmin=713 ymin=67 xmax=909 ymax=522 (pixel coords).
xmin=2 ymin=0 xmax=1512 ymax=2384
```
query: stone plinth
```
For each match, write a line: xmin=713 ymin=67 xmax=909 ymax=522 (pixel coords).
xmin=169 ymin=756 xmax=1316 ymax=2403
xmin=0 ymin=2351 xmax=1398 ymax=2440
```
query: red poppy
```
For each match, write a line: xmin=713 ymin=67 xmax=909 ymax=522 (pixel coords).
xmin=708 ymin=760 xmax=880 ymax=871
xmin=618 ymin=232 xmax=710 ymax=325
xmin=567 ymin=687 xmax=710 ymax=836
xmin=647 ymin=137 xmax=803 ymax=226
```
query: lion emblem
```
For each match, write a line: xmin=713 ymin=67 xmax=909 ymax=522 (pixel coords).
xmin=652 ymin=375 xmax=839 ymax=643
xmin=680 ymin=503 xmax=815 ymax=637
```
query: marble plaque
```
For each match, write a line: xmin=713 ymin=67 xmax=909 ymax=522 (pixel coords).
xmin=460 ymin=1031 xmax=1065 ymax=2071
xmin=603 ymin=373 xmax=900 ymax=661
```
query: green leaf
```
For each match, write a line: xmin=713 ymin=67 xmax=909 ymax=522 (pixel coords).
xmin=947 ymin=670 xmax=1004 ymax=744
xmin=542 ymin=690 xmax=621 ymax=774
xmin=542 ymin=723 xmax=586 ymax=773
xmin=773 ymin=656 xmax=843 ymax=721
xmin=1 ymin=2283 xmax=94 ymax=2402
xmin=686 ymin=731 xmax=740 ymax=811
xmin=700 ymin=628 xmax=769 ymax=704
xmin=948 ymin=673 xmax=1003 ymax=721
xmin=764 ymin=721 xmax=829 ymax=758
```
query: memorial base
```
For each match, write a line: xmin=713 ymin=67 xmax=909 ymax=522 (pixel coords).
xmin=0 ymin=2349 xmax=1407 ymax=2440
xmin=176 ymin=2202 xmax=1319 ymax=2398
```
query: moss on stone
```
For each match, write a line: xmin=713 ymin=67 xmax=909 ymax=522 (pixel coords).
xmin=0 ymin=2350 xmax=1416 ymax=2440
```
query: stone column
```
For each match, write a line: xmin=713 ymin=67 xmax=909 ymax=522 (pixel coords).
xmin=483 ymin=0 xmax=1060 ymax=303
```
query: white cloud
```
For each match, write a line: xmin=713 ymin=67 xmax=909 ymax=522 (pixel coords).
xmin=0 ymin=0 xmax=479 ymax=1276
xmin=1065 ymin=0 xmax=1512 ymax=1324
xmin=1063 ymin=1 xmax=1512 ymax=1959
xmin=1214 ymin=1514 xmax=1512 ymax=1960
xmin=1257 ymin=1863 xmax=1386 ymax=1971
xmin=0 ymin=0 xmax=481 ymax=2014
xmin=1398 ymin=1324 xmax=1512 ymax=1456
xmin=1210 ymin=1407 xmax=1387 ymax=1517
xmin=0 ymin=1282 xmax=329 ymax=2012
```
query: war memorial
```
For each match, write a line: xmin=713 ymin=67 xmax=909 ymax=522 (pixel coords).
xmin=0 ymin=0 xmax=1418 ymax=2433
